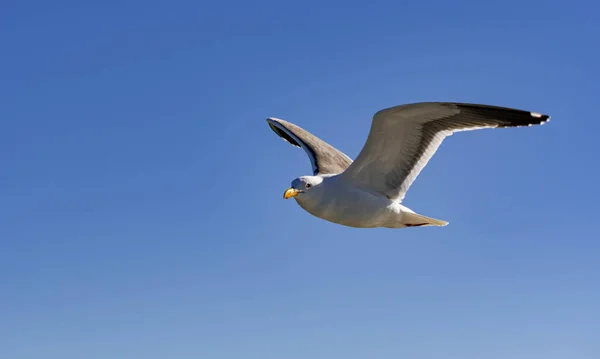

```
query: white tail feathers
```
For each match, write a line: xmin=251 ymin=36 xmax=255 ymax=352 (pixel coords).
xmin=403 ymin=211 xmax=449 ymax=227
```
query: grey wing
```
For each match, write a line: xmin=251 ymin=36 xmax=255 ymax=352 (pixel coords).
xmin=339 ymin=102 xmax=550 ymax=202
xmin=266 ymin=117 xmax=353 ymax=175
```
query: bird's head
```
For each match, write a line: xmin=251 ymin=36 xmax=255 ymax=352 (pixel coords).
xmin=283 ymin=176 xmax=323 ymax=200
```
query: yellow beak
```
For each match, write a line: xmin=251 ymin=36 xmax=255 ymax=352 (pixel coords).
xmin=283 ymin=188 xmax=300 ymax=199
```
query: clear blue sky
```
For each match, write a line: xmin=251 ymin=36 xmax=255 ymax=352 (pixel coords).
xmin=1 ymin=1 xmax=599 ymax=358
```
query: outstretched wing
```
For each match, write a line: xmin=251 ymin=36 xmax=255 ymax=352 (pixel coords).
xmin=266 ymin=117 xmax=353 ymax=175
xmin=339 ymin=102 xmax=550 ymax=202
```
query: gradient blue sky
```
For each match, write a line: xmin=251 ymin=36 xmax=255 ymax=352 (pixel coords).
xmin=1 ymin=1 xmax=599 ymax=358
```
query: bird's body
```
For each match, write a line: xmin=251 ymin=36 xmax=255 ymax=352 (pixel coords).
xmin=293 ymin=174 xmax=391 ymax=228
xmin=292 ymin=174 xmax=442 ymax=228
xmin=267 ymin=101 xmax=550 ymax=229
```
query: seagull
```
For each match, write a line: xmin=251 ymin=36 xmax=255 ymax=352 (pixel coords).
xmin=266 ymin=102 xmax=550 ymax=229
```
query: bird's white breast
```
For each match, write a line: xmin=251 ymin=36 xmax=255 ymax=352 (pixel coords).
xmin=294 ymin=176 xmax=397 ymax=228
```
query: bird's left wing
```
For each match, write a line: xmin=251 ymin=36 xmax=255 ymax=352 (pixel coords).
xmin=339 ymin=102 xmax=550 ymax=202
xmin=266 ymin=117 xmax=353 ymax=175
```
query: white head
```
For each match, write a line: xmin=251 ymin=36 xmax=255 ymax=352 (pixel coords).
xmin=283 ymin=175 xmax=324 ymax=200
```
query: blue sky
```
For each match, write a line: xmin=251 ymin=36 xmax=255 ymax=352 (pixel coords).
xmin=1 ymin=1 xmax=599 ymax=358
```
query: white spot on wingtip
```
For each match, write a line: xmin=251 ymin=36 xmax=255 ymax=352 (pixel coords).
xmin=531 ymin=112 xmax=543 ymax=118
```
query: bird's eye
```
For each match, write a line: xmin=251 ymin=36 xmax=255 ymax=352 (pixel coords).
xmin=305 ymin=183 xmax=312 ymax=189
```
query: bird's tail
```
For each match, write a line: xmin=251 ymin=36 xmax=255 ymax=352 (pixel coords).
xmin=403 ymin=211 xmax=449 ymax=227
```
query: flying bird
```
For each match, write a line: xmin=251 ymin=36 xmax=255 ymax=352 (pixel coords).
xmin=266 ymin=102 xmax=550 ymax=229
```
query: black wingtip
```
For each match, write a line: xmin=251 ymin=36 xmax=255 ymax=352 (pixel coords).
xmin=520 ymin=111 xmax=551 ymax=128
xmin=454 ymin=103 xmax=552 ymax=128
xmin=529 ymin=111 xmax=551 ymax=125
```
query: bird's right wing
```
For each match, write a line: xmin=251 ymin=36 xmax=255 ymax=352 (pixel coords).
xmin=339 ymin=102 xmax=550 ymax=202
xmin=267 ymin=117 xmax=353 ymax=175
